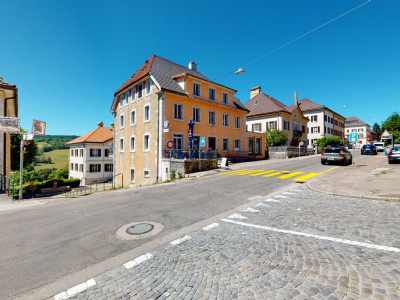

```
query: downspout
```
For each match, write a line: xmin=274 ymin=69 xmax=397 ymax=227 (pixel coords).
xmin=112 ymin=112 xmax=116 ymax=187
xmin=155 ymin=90 xmax=165 ymax=183
xmin=4 ymin=94 xmax=18 ymax=176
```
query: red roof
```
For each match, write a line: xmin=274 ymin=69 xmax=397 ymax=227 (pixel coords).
xmin=67 ymin=125 xmax=113 ymax=145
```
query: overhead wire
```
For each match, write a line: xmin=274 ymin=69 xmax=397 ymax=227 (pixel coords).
xmin=212 ymin=0 xmax=372 ymax=81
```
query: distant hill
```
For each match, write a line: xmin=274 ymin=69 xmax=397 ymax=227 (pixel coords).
xmin=35 ymin=135 xmax=79 ymax=152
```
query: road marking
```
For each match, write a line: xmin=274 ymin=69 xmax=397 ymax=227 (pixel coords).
xmin=264 ymin=199 xmax=280 ymax=202
xmin=293 ymin=173 xmax=319 ymax=181
xmin=319 ymin=166 xmax=339 ymax=174
xmin=291 ymin=189 xmax=302 ymax=192
xmin=54 ymin=279 xmax=96 ymax=300
xmin=228 ymin=213 xmax=248 ymax=219
xmin=220 ymin=219 xmax=400 ymax=253
xmin=242 ymin=208 xmax=260 ymax=213
xmin=274 ymin=195 xmax=290 ymax=198
xmin=249 ymin=170 xmax=277 ymax=176
xmin=282 ymin=192 xmax=296 ymax=195
xmin=277 ymin=172 xmax=304 ymax=179
xmin=123 ymin=253 xmax=153 ymax=269
xmin=202 ymin=223 xmax=219 ymax=231
xmin=255 ymin=203 xmax=270 ymax=207
xmin=220 ymin=170 xmax=263 ymax=175
xmin=170 ymin=235 xmax=192 ymax=246
xmin=263 ymin=171 xmax=290 ymax=177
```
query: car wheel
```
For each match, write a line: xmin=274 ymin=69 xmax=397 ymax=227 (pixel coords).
xmin=389 ymin=160 xmax=393 ymax=164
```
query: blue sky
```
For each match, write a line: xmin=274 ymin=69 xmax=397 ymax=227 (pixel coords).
xmin=1 ymin=0 xmax=399 ymax=135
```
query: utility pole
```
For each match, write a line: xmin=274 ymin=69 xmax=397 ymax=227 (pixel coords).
xmin=19 ymin=135 xmax=24 ymax=200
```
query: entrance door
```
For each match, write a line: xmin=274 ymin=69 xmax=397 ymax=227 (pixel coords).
xmin=208 ymin=137 xmax=216 ymax=150
xmin=193 ymin=135 xmax=200 ymax=150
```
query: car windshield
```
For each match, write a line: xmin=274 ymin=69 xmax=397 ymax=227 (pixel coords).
xmin=324 ymin=148 xmax=340 ymax=153
xmin=391 ymin=147 xmax=400 ymax=152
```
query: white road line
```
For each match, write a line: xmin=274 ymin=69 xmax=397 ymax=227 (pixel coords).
xmin=228 ymin=213 xmax=248 ymax=219
xmin=282 ymin=192 xmax=296 ymax=195
xmin=264 ymin=199 xmax=280 ymax=203
xmin=54 ymin=279 xmax=96 ymax=300
xmin=242 ymin=208 xmax=260 ymax=213
xmin=123 ymin=253 xmax=153 ymax=269
xmin=170 ymin=235 xmax=192 ymax=246
xmin=291 ymin=189 xmax=302 ymax=192
xmin=275 ymin=195 xmax=290 ymax=198
xmin=202 ymin=223 xmax=220 ymax=231
xmin=254 ymin=203 xmax=270 ymax=207
xmin=220 ymin=219 xmax=400 ymax=253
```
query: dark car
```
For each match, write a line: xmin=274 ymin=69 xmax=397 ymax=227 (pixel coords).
xmin=321 ymin=147 xmax=352 ymax=165
xmin=361 ymin=144 xmax=377 ymax=155
xmin=388 ymin=147 xmax=400 ymax=164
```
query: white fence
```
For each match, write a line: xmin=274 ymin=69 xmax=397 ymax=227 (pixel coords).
xmin=268 ymin=146 xmax=315 ymax=159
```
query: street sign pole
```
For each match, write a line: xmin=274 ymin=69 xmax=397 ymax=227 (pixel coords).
xmin=19 ymin=136 xmax=24 ymax=200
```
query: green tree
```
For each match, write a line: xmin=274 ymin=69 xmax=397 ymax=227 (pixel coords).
xmin=11 ymin=131 xmax=39 ymax=171
xmin=265 ymin=129 xmax=288 ymax=147
xmin=315 ymin=136 xmax=342 ymax=150
xmin=372 ymin=122 xmax=381 ymax=135
xmin=381 ymin=112 xmax=400 ymax=144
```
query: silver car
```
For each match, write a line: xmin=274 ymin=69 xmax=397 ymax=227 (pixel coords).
xmin=388 ymin=147 xmax=400 ymax=164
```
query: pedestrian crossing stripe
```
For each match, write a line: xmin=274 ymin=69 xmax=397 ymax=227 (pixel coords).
xmin=263 ymin=171 xmax=290 ymax=177
xmin=277 ymin=171 xmax=304 ymax=179
xmin=293 ymin=173 xmax=319 ymax=181
xmin=249 ymin=170 xmax=277 ymax=176
xmin=219 ymin=170 xmax=263 ymax=175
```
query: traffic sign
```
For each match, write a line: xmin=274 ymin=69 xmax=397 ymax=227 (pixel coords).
xmin=299 ymin=141 xmax=304 ymax=146
xmin=381 ymin=130 xmax=391 ymax=139
xmin=23 ymin=141 xmax=30 ymax=145
xmin=166 ymin=140 xmax=174 ymax=149
xmin=200 ymin=137 xmax=206 ymax=147
xmin=349 ymin=133 xmax=358 ymax=143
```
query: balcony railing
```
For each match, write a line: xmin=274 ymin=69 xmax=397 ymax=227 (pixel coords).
xmin=162 ymin=149 xmax=261 ymax=160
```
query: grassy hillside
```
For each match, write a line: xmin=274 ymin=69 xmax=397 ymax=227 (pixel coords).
xmin=35 ymin=149 xmax=69 ymax=170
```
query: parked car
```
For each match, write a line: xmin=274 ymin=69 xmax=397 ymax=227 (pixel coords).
xmin=361 ymin=144 xmax=377 ymax=155
xmin=373 ymin=142 xmax=385 ymax=152
xmin=321 ymin=147 xmax=352 ymax=165
xmin=388 ymin=146 xmax=400 ymax=164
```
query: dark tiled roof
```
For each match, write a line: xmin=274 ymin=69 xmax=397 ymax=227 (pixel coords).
xmin=67 ymin=126 xmax=113 ymax=145
xmin=0 ymin=77 xmax=16 ymax=89
xmin=286 ymin=104 xmax=299 ymax=113
xmin=233 ymin=97 xmax=249 ymax=112
xmin=345 ymin=116 xmax=368 ymax=127
xmin=244 ymin=93 xmax=290 ymax=117
xmin=298 ymin=98 xmax=324 ymax=111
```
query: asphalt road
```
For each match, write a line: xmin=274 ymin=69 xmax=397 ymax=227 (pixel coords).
xmin=0 ymin=155 xmax=358 ymax=299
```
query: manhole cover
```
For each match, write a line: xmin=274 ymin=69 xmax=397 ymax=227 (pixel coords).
xmin=126 ymin=223 xmax=154 ymax=235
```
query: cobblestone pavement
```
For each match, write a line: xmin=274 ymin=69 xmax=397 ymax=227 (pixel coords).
xmin=53 ymin=188 xmax=400 ymax=300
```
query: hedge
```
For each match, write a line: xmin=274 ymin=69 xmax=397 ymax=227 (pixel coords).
xmin=15 ymin=178 xmax=81 ymax=197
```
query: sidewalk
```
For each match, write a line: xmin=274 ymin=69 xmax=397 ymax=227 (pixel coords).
xmin=308 ymin=154 xmax=400 ymax=200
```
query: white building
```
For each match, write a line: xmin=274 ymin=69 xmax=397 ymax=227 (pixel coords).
xmin=298 ymin=98 xmax=345 ymax=146
xmin=67 ymin=122 xmax=114 ymax=186
xmin=344 ymin=116 xmax=371 ymax=147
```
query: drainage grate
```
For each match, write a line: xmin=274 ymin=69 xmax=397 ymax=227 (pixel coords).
xmin=296 ymin=181 xmax=305 ymax=184
xmin=126 ymin=223 xmax=154 ymax=235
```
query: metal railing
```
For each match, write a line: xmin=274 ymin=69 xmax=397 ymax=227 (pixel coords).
xmin=163 ymin=149 xmax=218 ymax=159
xmin=0 ymin=174 xmax=15 ymax=199
xmin=63 ymin=176 xmax=117 ymax=197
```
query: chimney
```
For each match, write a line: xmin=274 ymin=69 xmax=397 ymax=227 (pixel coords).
xmin=98 ymin=121 xmax=103 ymax=127
xmin=250 ymin=86 xmax=261 ymax=99
xmin=110 ymin=123 xmax=114 ymax=129
xmin=0 ymin=77 xmax=3 ymax=81
xmin=188 ymin=61 xmax=197 ymax=71
xmin=294 ymin=91 xmax=298 ymax=105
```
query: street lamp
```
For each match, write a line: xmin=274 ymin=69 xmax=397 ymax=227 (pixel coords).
xmin=235 ymin=68 xmax=245 ymax=74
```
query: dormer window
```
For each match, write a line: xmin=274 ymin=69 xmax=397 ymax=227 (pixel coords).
xmin=209 ymin=87 xmax=216 ymax=101
xmin=254 ymin=101 xmax=258 ymax=105
xmin=193 ymin=83 xmax=201 ymax=97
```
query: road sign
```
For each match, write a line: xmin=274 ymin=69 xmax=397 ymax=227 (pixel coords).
xmin=381 ymin=130 xmax=391 ymax=139
xmin=349 ymin=133 xmax=358 ymax=142
xmin=23 ymin=141 xmax=30 ymax=145
xmin=166 ymin=140 xmax=174 ymax=149
xmin=299 ymin=141 xmax=304 ymax=146
xmin=200 ymin=137 xmax=206 ymax=147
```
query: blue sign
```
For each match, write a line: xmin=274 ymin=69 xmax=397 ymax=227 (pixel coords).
xmin=200 ymin=137 xmax=206 ymax=147
xmin=188 ymin=119 xmax=194 ymax=149
xmin=349 ymin=133 xmax=358 ymax=142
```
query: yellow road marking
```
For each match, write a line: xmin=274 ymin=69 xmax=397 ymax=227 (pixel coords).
xmin=236 ymin=170 xmax=265 ymax=175
xmin=249 ymin=170 xmax=277 ymax=176
xmin=263 ymin=171 xmax=291 ymax=177
xmin=319 ymin=166 xmax=339 ymax=174
xmin=219 ymin=170 xmax=263 ymax=175
xmin=277 ymin=171 xmax=304 ymax=179
xmin=293 ymin=173 xmax=319 ymax=181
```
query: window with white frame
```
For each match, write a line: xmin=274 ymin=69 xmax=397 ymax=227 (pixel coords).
xmin=222 ymin=92 xmax=229 ymax=104
xmin=70 ymin=163 xmax=73 ymax=170
xmin=193 ymin=82 xmax=201 ymax=96
xmin=234 ymin=139 xmax=241 ymax=151
xmin=209 ymin=87 xmax=216 ymax=101
xmin=145 ymin=80 xmax=152 ymax=96
xmin=222 ymin=138 xmax=229 ymax=152
xmin=131 ymin=87 xmax=136 ymax=102
xmin=125 ymin=91 xmax=129 ymax=106
xmin=144 ymin=104 xmax=150 ymax=122
xmin=208 ymin=110 xmax=216 ymax=125
xmin=312 ymin=126 xmax=319 ymax=133
xmin=119 ymin=95 xmax=123 ymax=108
xmin=234 ymin=116 xmax=240 ymax=129
xmin=90 ymin=149 xmax=101 ymax=157
xmin=120 ymin=138 xmax=124 ymax=152
xmin=75 ymin=164 xmax=78 ymax=171
xmin=71 ymin=149 xmax=74 ymax=157
xmin=144 ymin=170 xmax=150 ymax=178
xmin=144 ymin=134 xmax=150 ymax=152
xmin=173 ymin=133 xmax=184 ymax=150
xmin=131 ymin=110 xmax=136 ymax=125
xmin=284 ymin=121 xmax=290 ymax=130
xmin=174 ymin=103 xmax=183 ymax=120
xmin=254 ymin=123 xmax=260 ymax=132
xmin=193 ymin=107 xmax=201 ymax=123
xmin=137 ymin=83 xmax=143 ymax=99
xmin=120 ymin=114 xmax=124 ymax=129
xmin=80 ymin=149 xmax=83 ymax=157
xmin=75 ymin=149 xmax=78 ymax=157
xmin=105 ymin=164 xmax=113 ymax=172
xmin=79 ymin=164 xmax=83 ymax=172
xmin=130 ymin=136 xmax=135 ymax=152
xmin=268 ymin=121 xmax=275 ymax=130
xmin=89 ymin=164 xmax=101 ymax=172
xmin=130 ymin=168 xmax=135 ymax=182
xmin=222 ymin=113 xmax=229 ymax=127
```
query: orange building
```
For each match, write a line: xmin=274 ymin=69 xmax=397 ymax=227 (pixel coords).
xmin=111 ymin=55 xmax=265 ymax=187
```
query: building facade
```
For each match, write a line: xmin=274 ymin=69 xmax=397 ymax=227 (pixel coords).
xmin=0 ymin=77 xmax=18 ymax=177
xmin=245 ymin=87 xmax=308 ymax=146
xmin=111 ymin=55 xmax=263 ymax=187
xmin=298 ymin=98 xmax=345 ymax=146
xmin=344 ymin=116 xmax=371 ymax=147
xmin=67 ymin=122 xmax=113 ymax=186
